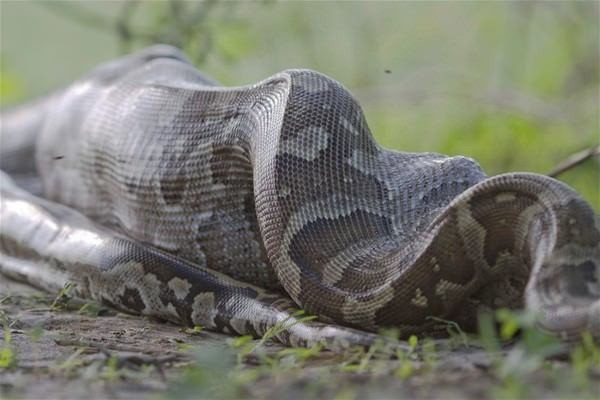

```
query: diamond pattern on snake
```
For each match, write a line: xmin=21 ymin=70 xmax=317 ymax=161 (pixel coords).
xmin=1 ymin=45 xmax=598 ymax=349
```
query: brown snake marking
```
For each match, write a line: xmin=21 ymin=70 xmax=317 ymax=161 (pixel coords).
xmin=0 ymin=45 xmax=598 ymax=349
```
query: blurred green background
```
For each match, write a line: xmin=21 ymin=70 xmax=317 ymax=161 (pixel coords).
xmin=1 ymin=0 xmax=598 ymax=210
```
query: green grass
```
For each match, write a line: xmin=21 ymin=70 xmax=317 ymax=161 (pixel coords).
xmin=0 ymin=328 xmax=17 ymax=369
xmin=164 ymin=308 xmax=600 ymax=399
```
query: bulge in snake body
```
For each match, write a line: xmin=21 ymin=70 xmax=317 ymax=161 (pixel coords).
xmin=1 ymin=45 xmax=598 ymax=340
xmin=34 ymin=51 xmax=484 ymax=294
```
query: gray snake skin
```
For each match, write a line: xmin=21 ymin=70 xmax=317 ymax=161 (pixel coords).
xmin=1 ymin=46 xmax=599 ymax=348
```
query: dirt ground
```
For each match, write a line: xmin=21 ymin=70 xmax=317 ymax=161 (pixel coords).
xmin=1 ymin=277 xmax=598 ymax=400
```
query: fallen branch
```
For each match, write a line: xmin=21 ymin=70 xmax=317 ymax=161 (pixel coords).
xmin=548 ymin=146 xmax=600 ymax=178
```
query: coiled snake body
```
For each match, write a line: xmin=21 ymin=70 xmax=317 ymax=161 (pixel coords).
xmin=1 ymin=46 xmax=599 ymax=348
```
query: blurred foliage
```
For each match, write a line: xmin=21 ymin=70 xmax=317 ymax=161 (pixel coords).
xmin=37 ymin=0 xmax=245 ymax=65
xmin=0 ymin=60 xmax=24 ymax=104
xmin=161 ymin=308 xmax=600 ymax=399
xmin=0 ymin=0 xmax=598 ymax=209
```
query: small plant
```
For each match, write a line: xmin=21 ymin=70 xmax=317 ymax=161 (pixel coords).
xmin=426 ymin=315 xmax=469 ymax=348
xmin=0 ymin=346 xmax=16 ymax=369
xmin=181 ymin=325 xmax=204 ymax=335
xmin=392 ymin=336 xmax=419 ymax=379
xmin=0 ymin=327 xmax=17 ymax=369
xmin=78 ymin=301 xmax=107 ymax=316
xmin=258 ymin=310 xmax=318 ymax=346
xmin=54 ymin=348 xmax=86 ymax=377
xmin=478 ymin=308 xmax=572 ymax=398
xmin=571 ymin=331 xmax=600 ymax=389
xmin=420 ymin=337 xmax=438 ymax=371
xmin=100 ymin=355 xmax=121 ymax=381
xmin=276 ymin=342 xmax=324 ymax=366
xmin=51 ymin=281 xmax=77 ymax=310
xmin=230 ymin=335 xmax=253 ymax=349
xmin=407 ymin=334 xmax=418 ymax=351
xmin=233 ymin=310 xmax=319 ymax=362
xmin=354 ymin=341 xmax=379 ymax=373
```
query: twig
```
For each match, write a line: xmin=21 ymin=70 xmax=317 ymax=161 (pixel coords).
xmin=548 ymin=146 xmax=600 ymax=177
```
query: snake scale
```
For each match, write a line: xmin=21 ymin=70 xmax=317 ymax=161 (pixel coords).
xmin=1 ymin=45 xmax=599 ymax=349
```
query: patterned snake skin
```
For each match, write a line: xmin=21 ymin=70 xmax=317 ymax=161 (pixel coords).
xmin=1 ymin=46 xmax=599 ymax=348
